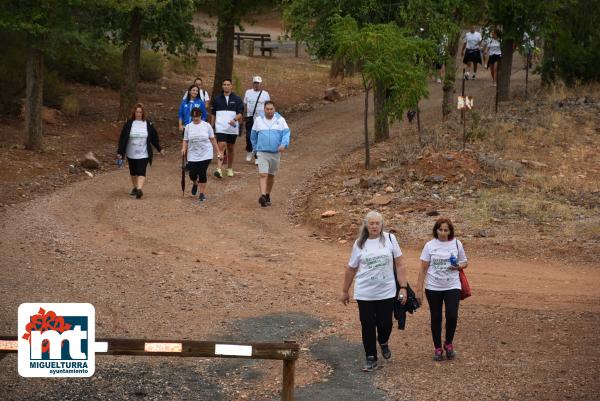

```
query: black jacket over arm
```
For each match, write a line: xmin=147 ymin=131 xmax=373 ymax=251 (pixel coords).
xmin=117 ymin=120 xmax=162 ymax=165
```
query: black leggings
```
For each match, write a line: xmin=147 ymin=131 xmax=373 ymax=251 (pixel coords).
xmin=357 ymin=298 xmax=394 ymax=360
xmin=425 ymin=289 xmax=461 ymax=348
xmin=187 ymin=160 xmax=211 ymax=183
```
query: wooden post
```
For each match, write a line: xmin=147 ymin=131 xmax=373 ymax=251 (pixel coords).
xmin=525 ymin=51 xmax=531 ymax=99
xmin=1 ymin=336 xmax=299 ymax=399
xmin=295 ymin=40 xmax=299 ymax=57
xmin=495 ymin=59 xmax=500 ymax=113
xmin=282 ymin=359 xmax=296 ymax=401
xmin=461 ymin=68 xmax=466 ymax=149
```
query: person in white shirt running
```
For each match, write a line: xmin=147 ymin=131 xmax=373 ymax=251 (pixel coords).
xmin=484 ymin=30 xmax=502 ymax=86
xmin=181 ymin=108 xmax=222 ymax=202
xmin=461 ymin=27 xmax=483 ymax=80
xmin=243 ymin=76 xmax=270 ymax=163
xmin=416 ymin=217 xmax=469 ymax=362
xmin=342 ymin=211 xmax=408 ymax=372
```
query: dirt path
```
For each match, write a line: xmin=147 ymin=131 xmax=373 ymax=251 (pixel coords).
xmin=1 ymin=69 xmax=599 ymax=400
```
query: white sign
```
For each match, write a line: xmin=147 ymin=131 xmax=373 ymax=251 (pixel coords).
xmin=18 ymin=303 xmax=96 ymax=377
xmin=457 ymin=96 xmax=474 ymax=110
xmin=215 ymin=110 xmax=239 ymax=135
xmin=215 ymin=344 xmax=253 ymax=357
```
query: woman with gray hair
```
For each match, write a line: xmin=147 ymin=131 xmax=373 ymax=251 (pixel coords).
xmin=341 ymin=211 xmax=408 ymax=372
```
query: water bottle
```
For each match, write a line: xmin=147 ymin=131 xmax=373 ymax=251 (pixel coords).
xmin=449 ymin=253 xmax=458 ymax=267
xmin=116 ymin=158 xmax=124 ymax=168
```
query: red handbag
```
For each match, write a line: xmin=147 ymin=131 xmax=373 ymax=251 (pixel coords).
xmin=459 ymin=269 xmax=471 ymax=300
xmin=454 ymin=240 xmax=471 ymax=300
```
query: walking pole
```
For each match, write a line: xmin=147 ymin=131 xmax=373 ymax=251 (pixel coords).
xmin=495 ymin=60 xmax=500 ymax=113
xmin=461 ymin=68 xmax=466 ymax=149
xmin=181 ymin=154 xmax=186 ymax=196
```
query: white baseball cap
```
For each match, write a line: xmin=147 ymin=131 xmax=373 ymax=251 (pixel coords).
xmin=252 ymin=76 xmax=262 ymax=83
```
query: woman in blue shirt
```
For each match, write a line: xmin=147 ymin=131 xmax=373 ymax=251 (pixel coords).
xmin=178 ymin=85 xmax=207 ymax=135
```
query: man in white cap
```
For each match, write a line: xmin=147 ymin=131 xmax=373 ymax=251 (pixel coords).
xmin=243 ymin=76 xmax=271 ymax=162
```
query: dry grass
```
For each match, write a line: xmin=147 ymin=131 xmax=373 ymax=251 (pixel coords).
xmin=164 ymin=54 xmax=361 ymax=113
xmin=460 ymin=188 xmax=586 ymax=227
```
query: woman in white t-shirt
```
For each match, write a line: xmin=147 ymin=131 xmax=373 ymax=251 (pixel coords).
xmin=416 ymin=217 xmax=468 ymax=361
xmin=181 ymin=108 xmax=222 ymax=202
xmin=484 ymin=30 xmax=502 ymax=86
xmin=117 ymin=103 xmax=165 ymax=199
xmin=461 ymin=26 xmax=483 ymax=80
xmin=341 ymin=211 xmax=408 ymax=372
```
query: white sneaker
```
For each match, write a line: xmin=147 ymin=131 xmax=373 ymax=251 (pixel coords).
xmin=472 ymin=74 xmax=476 ymax=80
xmin=464 ymin=72 xmax=470 ymax=80
xmin=245 ymin=152 xmax=253 ymax=162
xmin=436 ymin=78 xmax=442 ymax=84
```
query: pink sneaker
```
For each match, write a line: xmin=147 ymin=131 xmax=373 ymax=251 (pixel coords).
xmin=444 ymin=342 xmax=456 ymax=359
xmin=433 ymin=348 xmax=444 ymax=361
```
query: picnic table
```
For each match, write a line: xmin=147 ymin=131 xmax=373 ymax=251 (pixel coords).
xmin=234 ymin=32 xmax=277 ymax=57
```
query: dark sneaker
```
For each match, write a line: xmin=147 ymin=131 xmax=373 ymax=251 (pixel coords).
xmin=129 ymin=187 xmax=138 ymax=196
xmin=258 ymin=195 xmax=268 ymax=207
xmin=199 ymin=193 xmax=207 ymax=202
xmin=135 ymin=189 xmax=143 ymax=199
xmin=362 ymin=356 xmax=377 ymax=372
xmin=444 ymin=342 xmax=456 ymax=359
xmin=191 ymin=183 xmax=198 ymax=196
xmin=472 ymin=73 xmax=476 ymax=80
xmin=433 ymin=347 xmax=444 ymax=361
xmin=213 ymin=168 xmax=222 ymax=179
xmin=380 ymin=343 xmax=391 ymax=360
xmin=265 ymin=194 xmax=271 ymax=206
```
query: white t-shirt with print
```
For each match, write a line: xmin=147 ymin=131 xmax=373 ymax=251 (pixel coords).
xmin=420 ymin=239 xmax=467 ymax=291
xmin=244 ymin=89 xmax=271 ymax=117
xmin=126 ymin=120 xmax=149 ymax=159
xmin=348 ymin=233 xmax=402 ymax=301
xmin=184 ymin=121 xmax=215 ymax=162
xmin=485 ymin=38 xmax=502 ymax=56
xmin=464 ymin=31 xmax=482 ymax=50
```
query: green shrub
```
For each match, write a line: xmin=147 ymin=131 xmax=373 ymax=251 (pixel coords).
xmin=48 ymin=44 xmax=121 ymax=88
xmin=542 ymin=0 xmax=600 ymax=84
xmin=43 ymin=70 xmax=69 ymax=108
xmin=140 ymin=50 xmax=164 ymax=82
xmin=61 ymin=94 xmax=80 ymax=117
xmin=168 ymin=55 xmax=196 ymax=75
xmin=0 ymin=31 xmax=26 ymax=115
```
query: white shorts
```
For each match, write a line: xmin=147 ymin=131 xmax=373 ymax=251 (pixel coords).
xmin=257 ymin=151 xmax=281 ymax=175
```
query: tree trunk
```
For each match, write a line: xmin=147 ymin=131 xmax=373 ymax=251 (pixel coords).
xmin=442 ymin=31 xmax=460 ymax=120
xmin=212 ymin=2 xmax=235 ymax=100
xmin=364 ymin=85 xmax=371 ymax=169
xmin=118 ymin=8 xmax=142 ymax=121
xmin=25 ymin=44 xmax=44 ymax=150
xmin=373 ymin=80 xmax=389 ymax=142
xmin=497 ymin=38 xmax=514 ymax=102
xmin=330 ymin=58 xmax=344 ymax=78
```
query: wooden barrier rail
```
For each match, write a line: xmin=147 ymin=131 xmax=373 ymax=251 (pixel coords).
xmin=0 ymin=336 xmax=299 ymax=401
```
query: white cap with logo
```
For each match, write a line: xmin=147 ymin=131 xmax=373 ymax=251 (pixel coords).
xmin=252 ymin=76 xmax=262 ymax=83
